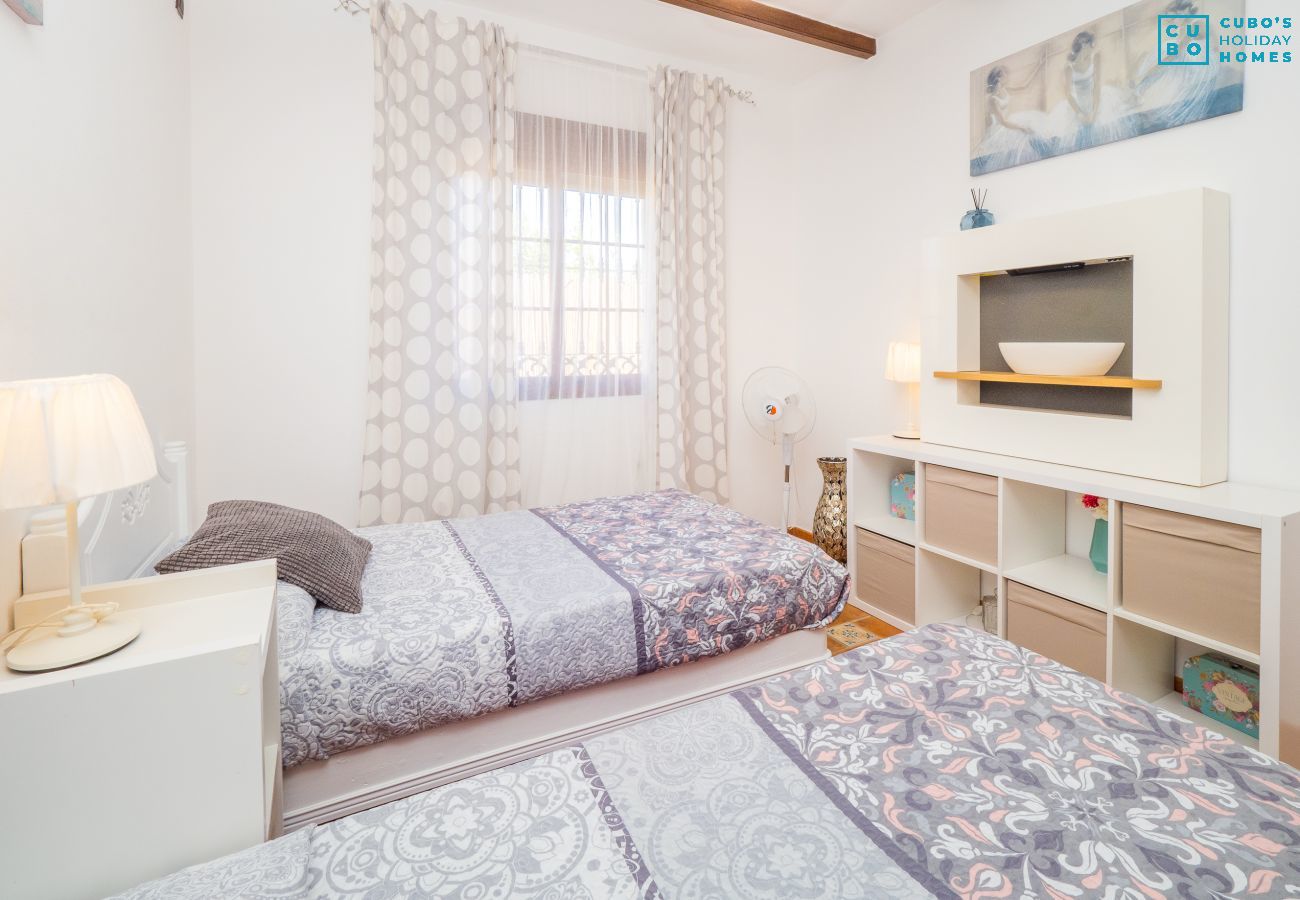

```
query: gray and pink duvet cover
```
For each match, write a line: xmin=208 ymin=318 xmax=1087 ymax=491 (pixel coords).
xmin=278 ymin=489 xmax=850 ymax=767
xmin=120 ymin=624 xmax=1300 ymax=898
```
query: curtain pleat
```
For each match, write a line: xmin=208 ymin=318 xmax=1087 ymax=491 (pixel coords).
xmin=359 ymin=1 xmax=521 ymax=525
xmin=651 ymin=66 xmax=729 ymax=504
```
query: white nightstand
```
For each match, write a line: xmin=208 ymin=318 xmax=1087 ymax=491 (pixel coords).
xmin=0 ymin=560 xmax=281 ymax=900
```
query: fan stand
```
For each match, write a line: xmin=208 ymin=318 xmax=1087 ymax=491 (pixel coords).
xmin=781 ymin=434 xmax=794 ymax=531
xmin=742 ymin=366 xmax=816 ymax=534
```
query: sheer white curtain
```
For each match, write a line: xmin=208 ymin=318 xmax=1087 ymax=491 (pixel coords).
xmin=512 ymin=48 xmax=655 ymax=507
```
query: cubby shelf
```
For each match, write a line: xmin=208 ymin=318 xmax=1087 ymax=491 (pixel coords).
xmin=855 ymin=515 xmax=915 ymax=546
xmin=918 ymin=541 xmax=997 ymax=575
xmin=941 ymin=613 xmax=991 ymax=634
xmin=847 ymin=434 xmax=1300 ymax=766
xmin=1004 ymin=554 xmax=1107 ymax=612
xmin=1150 ymin=691 xmax=1259 ymax=751
xmin=932 ymin=370 xmax=1162 ymax=390
xmin=1112 ymin=607 xmax=1261 ymax=665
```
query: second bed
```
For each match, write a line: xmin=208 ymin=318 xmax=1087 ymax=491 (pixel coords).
xmin=120 ymin=623 xmax=1300 ymax=899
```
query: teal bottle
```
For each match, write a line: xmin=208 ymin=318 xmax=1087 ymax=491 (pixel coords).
xmin=1089 ymin=519 xmax=1108 ymax=574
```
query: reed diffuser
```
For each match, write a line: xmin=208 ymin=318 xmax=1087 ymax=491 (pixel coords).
xmin=961 ymin=189 xmax=995 ymax=230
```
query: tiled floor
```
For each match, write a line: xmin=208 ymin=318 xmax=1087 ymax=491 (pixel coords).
xmin=826 ymin=604 xmax=902 ymax=656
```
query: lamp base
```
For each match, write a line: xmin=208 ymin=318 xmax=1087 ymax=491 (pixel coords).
xmin=5 ymin=616 xmax=140 ymax=672
xmin=893 ymin=427 xmax=921 ymax=440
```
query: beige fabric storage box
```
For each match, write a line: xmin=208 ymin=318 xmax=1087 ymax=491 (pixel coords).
xmin=1006 ymin=582 xmax=1107 ymax=681
xmin=924 ymin=465 xmax=998 ymax=565
xmin=1122 ymin=505 xmax=1261 ymax=654
xmin=855 ymin=527 xmax=915 ymax=625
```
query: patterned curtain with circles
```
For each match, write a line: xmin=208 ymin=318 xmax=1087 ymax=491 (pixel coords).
xmin=359 ymin=2 xmax=521 ymax=525
xmin=652 ymin=67 xmax=729 ymax=504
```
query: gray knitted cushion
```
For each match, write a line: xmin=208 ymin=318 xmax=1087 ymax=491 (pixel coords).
xmin=156 ymin=500 xmax=372 ymax=613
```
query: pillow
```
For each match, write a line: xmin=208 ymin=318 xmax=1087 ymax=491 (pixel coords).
xmin=156 ymin=500 xmax=372 ymax=613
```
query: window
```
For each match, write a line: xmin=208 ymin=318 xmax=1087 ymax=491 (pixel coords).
xmin=513 ymin=113 xmax=648 ymax=401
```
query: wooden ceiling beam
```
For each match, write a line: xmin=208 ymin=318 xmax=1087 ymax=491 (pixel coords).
xmin=655 ymin=0 xmax=876 ymax=60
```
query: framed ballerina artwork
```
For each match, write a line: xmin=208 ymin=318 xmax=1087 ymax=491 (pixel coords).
xmin=970 ymin=0 xmax=1245 ymax=176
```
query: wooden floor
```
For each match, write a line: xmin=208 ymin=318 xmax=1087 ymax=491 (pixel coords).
xmin=826 ymin=604 xmax=902 ymax=656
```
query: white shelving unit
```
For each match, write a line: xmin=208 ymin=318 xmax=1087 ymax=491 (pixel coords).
xmin=848 ymin=446 xmax=995 ymax=636
xmin=847 ymin=434 xmax=1300 ymax=766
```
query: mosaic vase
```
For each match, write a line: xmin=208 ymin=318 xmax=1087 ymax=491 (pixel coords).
xmin=813 ymin=456 xmax=848 ymax=564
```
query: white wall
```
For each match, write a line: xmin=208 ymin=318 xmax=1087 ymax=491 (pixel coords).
xmin=782 ymin=0 xmax=1300 ymax=516
xmin=724 ymin=87 xmax=803 ymax=527
xmin=188 ymin=0 xmax=372 ymax=527
xmin=188 ymin=0 xmax=803 ymax=527
xmin=0 ymin=1 xmax=192 ymax=621
xmin=31 ymin=0 xmax=1284 ymax=550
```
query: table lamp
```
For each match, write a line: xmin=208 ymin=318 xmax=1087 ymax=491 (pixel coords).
xmin=0 ymin=374 xmax=157 ymax=672
xmin=884 ymin=341 xmax=921 ymax=440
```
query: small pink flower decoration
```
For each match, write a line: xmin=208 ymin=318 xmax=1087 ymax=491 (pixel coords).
xmin=1081 ymin=494 xmax=1109 ymax=520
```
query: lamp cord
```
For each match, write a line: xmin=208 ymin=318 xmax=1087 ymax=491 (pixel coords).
xmin=0 ymin=602 xmax=121 ymax=652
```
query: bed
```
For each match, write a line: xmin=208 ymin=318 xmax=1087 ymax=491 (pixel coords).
xmin=115 ymin=623 xmax=1300 ymax=899
xmin=15 ymin=447 xmax=848 ymax=831
xmin=277 ymin=488 xmax=847 ymax=825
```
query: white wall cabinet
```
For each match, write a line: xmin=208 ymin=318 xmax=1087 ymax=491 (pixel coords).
xmin=848 ymin=434 xmax=1300 ymax=766
xmin=0 ymin=561 xmax=280 ymax=900
xmin=921 ymin=188 xmax=1229 ymax=486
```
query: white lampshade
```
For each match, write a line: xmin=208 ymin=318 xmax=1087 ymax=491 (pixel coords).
xmin=0 ymin=374 xmax=157 ymax=510
xmin=884 ymin=342 xmax=921 ymax=384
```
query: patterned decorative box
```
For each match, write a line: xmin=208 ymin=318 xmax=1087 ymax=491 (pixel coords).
xmin=1182 ymin=652 xmax=1260 ymax=739
xmin=890 ymin=473 xmax=916 ymax=521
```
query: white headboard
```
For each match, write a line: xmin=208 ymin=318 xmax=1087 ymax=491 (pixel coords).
xmin=20 ymin=440 xmax=191 ymax=595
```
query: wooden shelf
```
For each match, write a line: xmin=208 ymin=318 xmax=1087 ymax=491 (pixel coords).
xmin=933 ymin=371 xmax=1162 ymax=390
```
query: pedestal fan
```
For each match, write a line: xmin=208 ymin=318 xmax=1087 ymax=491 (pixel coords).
xmin=743 ymin=367 xmax=816 ymax=531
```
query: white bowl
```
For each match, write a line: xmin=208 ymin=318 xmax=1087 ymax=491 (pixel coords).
xmin=998 ymin=342 xmax=1125 ymax=377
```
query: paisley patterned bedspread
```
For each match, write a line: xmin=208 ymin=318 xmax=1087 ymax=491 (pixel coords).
xmin=278 ymin=489 xmax=849 ymax=767
xmin=123 ymin=625 xmax=1300 ymax=899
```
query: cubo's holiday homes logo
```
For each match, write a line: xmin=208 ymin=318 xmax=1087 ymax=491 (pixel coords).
xmin=1159 ymin=13 xmax=1211 ymax=64
xmin=1159 ymin=12 xmax=1293 ymax=65
xmin=1217 ymin=15 xmax=1293 ymax=63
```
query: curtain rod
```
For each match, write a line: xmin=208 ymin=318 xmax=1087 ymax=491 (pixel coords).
xmin=518 ymin=43 xmax=756 ymax=105
xmin=333 ymin=2 xmax=756 ymax=105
